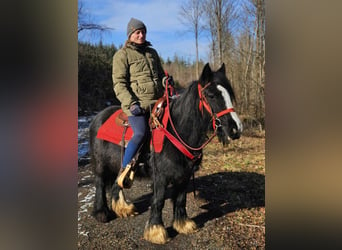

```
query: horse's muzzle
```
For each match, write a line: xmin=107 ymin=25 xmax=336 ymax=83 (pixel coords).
xmin=229 ymin=128 xmax=241 ymax=140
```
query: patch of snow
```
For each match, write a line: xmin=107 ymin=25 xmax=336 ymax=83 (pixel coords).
xmin=78 ymin=115 xmax=95 ymax=159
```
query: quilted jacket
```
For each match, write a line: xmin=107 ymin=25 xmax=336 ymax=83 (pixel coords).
xmin=112 ymin=41 xmax=165 ymax=116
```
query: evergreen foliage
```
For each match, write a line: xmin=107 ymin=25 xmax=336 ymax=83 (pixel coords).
xmin=78 ymin=41 xmax=198 ymax=114
xmin=78 ymin=41 xmax=119 ymax=115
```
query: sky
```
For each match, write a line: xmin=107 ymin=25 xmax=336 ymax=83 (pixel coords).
xmin=78 ymin=0 xmax=211 ymax=62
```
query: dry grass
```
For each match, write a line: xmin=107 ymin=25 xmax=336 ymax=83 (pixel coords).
xmin=78 ymin=131 xmax=265 ymax=249
xmin=201 ymin=133 xmax=265 ymax=175
xmin=192 ymin=132 xmax=265 ymax=249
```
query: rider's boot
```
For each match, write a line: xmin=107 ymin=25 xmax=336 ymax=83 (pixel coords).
xmin=117 ymin=164 xmax=136 ymax=189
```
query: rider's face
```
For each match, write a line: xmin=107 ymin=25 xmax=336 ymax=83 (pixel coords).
xmin=129 ymin=29 xmax=146 ymax=44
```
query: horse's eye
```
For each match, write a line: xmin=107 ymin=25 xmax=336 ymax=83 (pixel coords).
xmin=207 ymin=93 xmax=215 ymax=98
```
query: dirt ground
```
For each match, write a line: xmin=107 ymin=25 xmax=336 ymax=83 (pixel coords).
xmin=78 ymin=134 xmax=265 ymax=249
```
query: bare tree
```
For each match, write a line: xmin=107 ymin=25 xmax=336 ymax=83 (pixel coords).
xmin=255 ymin=0 xmax=265 ymax=88
xmin=249 ymin=0 xmax=265 ymax=120
xmin=233 ymin=0 xmax=265 ymax=124
xmin=179 ymin=0 xmax=204 ymax=79
xmin=203 ymin=0 xmax=234 ymax=67
xmin=78 ymin=1 xmax=112 ymax=33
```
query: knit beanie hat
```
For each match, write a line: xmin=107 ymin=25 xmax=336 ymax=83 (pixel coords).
xmin=127 ymin=18 xmax=147 ymax=38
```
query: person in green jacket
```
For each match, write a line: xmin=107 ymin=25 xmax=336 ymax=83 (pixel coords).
xmin=112 ymin=17 xmax=169 ymax=188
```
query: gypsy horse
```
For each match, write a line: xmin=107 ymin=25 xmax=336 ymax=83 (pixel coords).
xmin=89 ymin=63 xmax=243 ymax=244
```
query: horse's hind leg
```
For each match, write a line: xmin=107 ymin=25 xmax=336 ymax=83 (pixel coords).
xmin=92 ymin=174 xmax=112 ymax=222
xmin=111 ymin=182 xmax=137 ymax=218
xmin=172 ymin=185 xmax=197 ymax=234
xmin=144 ymin=178 xmax=169 ymax=244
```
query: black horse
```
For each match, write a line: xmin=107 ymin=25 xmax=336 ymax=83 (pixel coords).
xmin=89 ymin=63 xmax=243 ymax=244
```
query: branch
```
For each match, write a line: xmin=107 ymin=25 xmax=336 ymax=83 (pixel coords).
xmin=78 ymin=24 xmax=113 ymax=33
xmin=237 ymin=222 xmax=265 ymax=229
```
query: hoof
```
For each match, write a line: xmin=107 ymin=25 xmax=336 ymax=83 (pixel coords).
xmin=92 ymin=209 xmax=112 ymax=223
xmin=173 ymin=218 xmax=198 ymax=234
xmin=111 ymin=190 xmax=137 ymax=218
xmin=144 ymin=224 xmax=169 ymax=244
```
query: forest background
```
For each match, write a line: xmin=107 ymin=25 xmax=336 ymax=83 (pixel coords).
xmin=78 ymin=0 xmax=265 ymax=130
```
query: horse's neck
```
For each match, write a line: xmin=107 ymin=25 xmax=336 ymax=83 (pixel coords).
xmin=169 ymin=85 xmax=211 ymax=146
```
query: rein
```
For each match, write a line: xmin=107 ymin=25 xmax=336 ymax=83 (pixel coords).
xmin=161 ymin=79 xmax=235 ymax=160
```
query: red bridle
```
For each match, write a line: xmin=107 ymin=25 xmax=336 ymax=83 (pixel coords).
xmin=198 ymin=83 xmax=235 ymax=130
xmin=161 ymin=80 xmax=236 ymax=158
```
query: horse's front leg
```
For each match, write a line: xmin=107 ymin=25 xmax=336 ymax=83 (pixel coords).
xmin=143 ymin=178 xmax=169 ymax=244
xmin=172 ymin=184 xmax=197 ymax=234
xmin=111 ymin=181 xmax=137 ymax=218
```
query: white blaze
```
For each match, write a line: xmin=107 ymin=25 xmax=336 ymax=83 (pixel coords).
xmin=217 ymin=85 xmax=243 ymax=132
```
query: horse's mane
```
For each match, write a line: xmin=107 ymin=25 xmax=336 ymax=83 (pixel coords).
xmin=166 ymin=82 xmax=208 ymax=148
xmin=172 ymin=81 xmax=198 ymax=107
xmin=170 ymin=82 xmax=201 ymax=122
xmin=174 ymin=68 xmax=236 ymax=106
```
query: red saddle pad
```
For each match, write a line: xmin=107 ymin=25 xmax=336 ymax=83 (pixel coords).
xmin=96 ymin=108 xmax=169 ymax=153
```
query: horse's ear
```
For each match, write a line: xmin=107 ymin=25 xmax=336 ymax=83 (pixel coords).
xmin=218 ymin=63 xmax=226 ymax=74
xmin=199 ymin=63 xmax=212 ymax=85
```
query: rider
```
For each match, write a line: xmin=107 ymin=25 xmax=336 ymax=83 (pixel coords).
xmin=112 ymin=17 xmax=171 ymax=188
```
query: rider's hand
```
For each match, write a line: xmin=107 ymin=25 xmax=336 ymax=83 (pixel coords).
xmin=130 ymin=103 xmax=144 ymax=116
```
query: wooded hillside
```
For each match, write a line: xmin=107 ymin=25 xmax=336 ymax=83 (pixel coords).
xmin=78 ymin=0 xmax=265 ymax=129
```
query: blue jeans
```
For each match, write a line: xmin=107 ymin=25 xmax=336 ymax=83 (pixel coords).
xmin=122 ymin=115 xmax=148 ymax=168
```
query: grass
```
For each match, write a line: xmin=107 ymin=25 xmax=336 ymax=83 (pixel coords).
xmin=200 ymin=134 xmax=265 ymax=175
xmin=195 ymin=132 xmax=265 ymax=248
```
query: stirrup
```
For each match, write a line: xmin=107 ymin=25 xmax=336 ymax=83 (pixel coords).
xmin=117 ymin=164 xmax=136 ymax=189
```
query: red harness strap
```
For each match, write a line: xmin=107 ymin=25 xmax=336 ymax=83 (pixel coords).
xmin=198 ymin=83 xmax=212 ymax=115
xmin=216 ymin=108 xmax=235 ymax=118
xmin=158 ymin=127 xmax=196 ymax=160
xmin=154 ymin=81 xmax=235 ymax=160
xmin=198 ymin=83 xmax=235 ymax=129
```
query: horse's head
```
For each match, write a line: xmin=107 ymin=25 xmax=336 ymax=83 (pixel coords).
xmin=198 ymin=63 xmax=243 ymax=143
